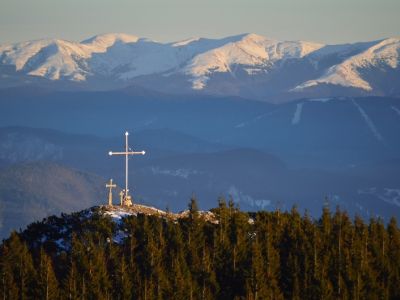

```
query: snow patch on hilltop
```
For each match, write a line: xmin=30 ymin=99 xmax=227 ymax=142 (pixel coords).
xmin=150 ymin=167 xmax=202 ymax=179
xmin=358 ymin=187 xmax=400 ymax=208
xmin=391 ymin=106 xmax=400 ymax=118
xmin=292 ymin=103 xmax=304 ymax=125
xmin=227 ymin=185 xmax=271 ymax=210
xmin=351 ymin=99 xmax=384 ymax=141
xmin=308 ymin=97 xmax=332 ymax=103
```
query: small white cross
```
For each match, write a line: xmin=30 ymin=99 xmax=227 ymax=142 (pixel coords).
xmin=106 ymin=179 xmax=116 ymax=206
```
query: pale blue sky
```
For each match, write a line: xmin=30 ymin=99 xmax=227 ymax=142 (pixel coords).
xmin=0 ymin=0 xmax=399 ymax=44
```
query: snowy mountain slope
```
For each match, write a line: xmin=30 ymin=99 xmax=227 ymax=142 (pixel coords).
xmin=181 ymin=33 xmax=324 ymax=89
xmin=0 ymin=33 xmax=399 ymax=100
xmin=295 ymin=38 xmax=400 ymax=91
xmin=0 ymin=33 xmax=139 ymax=81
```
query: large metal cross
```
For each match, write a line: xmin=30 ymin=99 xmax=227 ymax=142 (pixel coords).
xmin=108 ymin=131 xmax=145 ymax=203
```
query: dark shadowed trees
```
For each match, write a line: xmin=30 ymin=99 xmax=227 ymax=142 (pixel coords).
xmin=0 ymin=200 xmax=399 ymax=299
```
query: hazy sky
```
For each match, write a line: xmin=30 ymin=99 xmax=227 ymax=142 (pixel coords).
xmin=0 ymin=0 xmax=399 ymax=44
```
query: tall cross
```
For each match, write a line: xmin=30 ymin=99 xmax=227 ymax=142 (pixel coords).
xmin=106 ymin=178 xmax=116 ymax=206
xmin=108 ymin=131 xmax=146 ymax=204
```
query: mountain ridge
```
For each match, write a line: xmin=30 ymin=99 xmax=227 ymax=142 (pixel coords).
xmin=1 ymin=33 xmax=399 ymax=101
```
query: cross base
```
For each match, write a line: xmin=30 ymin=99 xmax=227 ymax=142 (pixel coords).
xmin=123 ymin=195 xmax=133 ymax=207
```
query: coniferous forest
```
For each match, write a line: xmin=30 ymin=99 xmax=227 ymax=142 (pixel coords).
xmin=1 ymin=198 xmax=400 ymax=300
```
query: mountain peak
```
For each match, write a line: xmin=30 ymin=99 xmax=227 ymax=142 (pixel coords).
xmin=81 ymin=33 xmax=139 ymax=47
xmin=239 ymin=33 xmax=272 ymax=42
xmin=171 ymin=37 xmax=201 ymax=47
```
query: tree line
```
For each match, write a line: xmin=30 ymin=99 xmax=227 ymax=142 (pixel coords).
xmin=0 ymin=198 xmax=399 ymax=299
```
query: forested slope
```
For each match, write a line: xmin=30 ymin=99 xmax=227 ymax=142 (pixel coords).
xmin=1 ymin=199 xmax=399 ymax=299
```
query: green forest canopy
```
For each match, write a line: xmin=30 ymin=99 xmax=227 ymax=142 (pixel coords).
xmin=1 ymin=198 xmax=399 ymax=300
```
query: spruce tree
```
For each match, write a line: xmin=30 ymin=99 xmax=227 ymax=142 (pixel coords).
xmin=387 ymin=218 xmax=400 ymax=299
xmin=3 ymin=232 xmax=37 ymax=299
xmin=37 ymin=248 xmax=58 ymax=300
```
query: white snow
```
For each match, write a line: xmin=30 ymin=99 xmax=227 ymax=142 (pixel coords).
xmin=0 ymin=34 xmax=141 ymax=81
xmin=391 ymin=106 xmax=400 ymax=118
xmin=150 ymin=166 xmax=201 ymax=179
xmin=380 ymin=188 xmax=400 ymax=207
xmin=171 ymin=37 xmax=201 ymax=47
xmin=308 ymin=97 xmax=332 ymax=103
xmin=104 ymin=209 xmax=136 ymax=221
xmin=291 ymin=103 xmax=304 ymax=125
xmin=81 ymin=33 xmax=139 ymax=46
xmin=351 ymin=99 xmax=384 ymax=141
xmin=227 ymin=185 xmax=271 ymax=209
xmin=0 ymin=33 xmax=323 ymax=87
xmin=183 ymin=34 xmax=323 ymax=89
xmin=1 ymin=34 xmax=398 ymax=92
xmin=293 ymin=38 xmax=400 ymax=91
xmin=358 ymin=187 xmax=400 ymax=208
xmin=113 ymin=230 xmax=129 ymax=244
xmin=55 ymin=238 xmax=69 ymax=251
xmin=0 ymin=33 xmax=142 ymax=81
xmin=294 ymin=63 xmax=372 ymax=91
xmin=235 ymin=111 xmax=276 ymax=128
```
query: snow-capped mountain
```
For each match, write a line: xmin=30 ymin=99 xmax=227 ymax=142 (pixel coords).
xmin=180 ymin=33 xmax=324 ymax=90
xmin=0 ymin=33 xmax=399 ymax=101
xmin=294 ymin=38 xmax=400 ymax=91
xmin=0 ymin=33 xmax=139 ymax=81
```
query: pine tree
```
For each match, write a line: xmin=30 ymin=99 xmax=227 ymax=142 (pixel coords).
xmin=227 ymin=200 xmax=249 ymax=298
xmin=247 ymin=234 xmax=268 ymax=300
xmin=318 ymin=204 xmax=334 ymax=299
xmin=0 ymin=243 xmax=19 ymax=300
xmin=164 ymin=216 xmax=190 ymax=300
xmin=63 ymin=258 xmax=79 ymax=300
xmin=387 ymin=217 xmax=400 ymax=299
xmin=87 ymin=239 xmax=111 ymax=300
xmin=115 ymin=255 xmax=132 ymax=300
xmin=186 ymin=195 xmax=205 ymax=300
xmin=37 ymin=248 xmax=58 ymax=300
xmin=2 ymin=232 xmax=37 ymax=299
xmin=351 ymin=215 xmax=366 ymax=300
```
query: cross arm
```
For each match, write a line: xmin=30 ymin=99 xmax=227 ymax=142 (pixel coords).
xmin=109 ymin=151 xmax=146 ymax=155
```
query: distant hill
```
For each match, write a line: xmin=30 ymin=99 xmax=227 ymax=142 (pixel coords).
xmin=1 ymin=89 xmax=400 ymax=167
xmin=0 ymin=162 xmax=106 ymax=239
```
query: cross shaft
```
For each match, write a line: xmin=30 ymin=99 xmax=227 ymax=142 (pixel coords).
xmin=108 ymin=131 xmax=145 ymax=203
